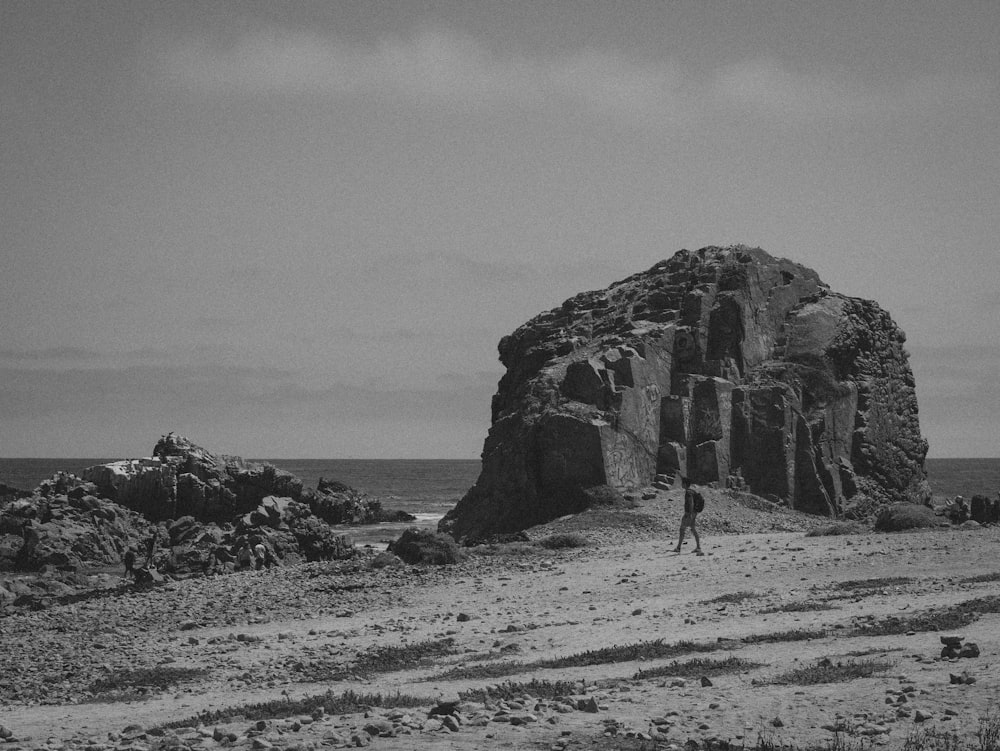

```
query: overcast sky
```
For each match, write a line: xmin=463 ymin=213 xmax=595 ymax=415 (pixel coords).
xmin=2 ymin=1 xmax=998 ymax=459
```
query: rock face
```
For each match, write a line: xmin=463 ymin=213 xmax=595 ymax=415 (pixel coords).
xmin=441 ymin=246 xmax=929 ymax=540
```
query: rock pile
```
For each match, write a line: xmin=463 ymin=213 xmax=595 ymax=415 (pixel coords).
xmin=1 ymin=435 xmax=413 ymax=609
xmin=443 ymin=246 xmax=929 ymax=540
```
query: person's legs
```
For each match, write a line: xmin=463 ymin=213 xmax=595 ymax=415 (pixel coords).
xmin=691 ymin=517 xmax=702 ymax=554
xmin=675 ymin=515 xmax=689 ymax=552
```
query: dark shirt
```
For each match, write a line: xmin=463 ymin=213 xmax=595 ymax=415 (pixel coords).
xmin=684 ymin=488 xmax=698 ymax=515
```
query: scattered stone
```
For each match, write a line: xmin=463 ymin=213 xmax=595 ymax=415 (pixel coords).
xmin=959 ymin=643 xmax=980 ymax=658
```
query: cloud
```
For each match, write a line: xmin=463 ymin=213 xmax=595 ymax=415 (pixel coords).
xmin=712 ymin=60 xmax=993 ymax=120
xmin=146 ymin=27 xmax=994 ymax=126
xmin=146 ymin=27 xmax=690 ymax=123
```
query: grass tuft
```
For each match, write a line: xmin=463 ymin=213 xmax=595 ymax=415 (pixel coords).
xmin=86 ymin=666 xmax=209 ymax=702
xmin=633 ymin=656 xmax=762 ymax=681
xmin=760 ymin=601 xmax=837 ymax=614
xmin=702 ymin=590 xmax=758 ymax=605
xmin=836 ymin=576 xmax=913 ymax=591
xmin=294 ymin=637 xmax=459 ymax=681
xmin=902 ymin=727 xmax=964 ymax=751
xmin=851 ymin=596 xmax=1000 ymax=637
xmin=433 ymin=637 xmax=729 ymax=682
xmin=353 ymin=637 xmax=458 ymax=676
xmin=741 ymin=628 xmax=828 ymax=644
xmin=959 ymin=572 xmax=1000 ymax=585
xmin=159 ymin=689 xmax=430 ymax=729
xmin=806 ymin=522 xmax=868 ymax=537
xmin=537 ymin=533 xmax=589 ymax=550
xmin=771 ymin=657 xmax=893 ymax=685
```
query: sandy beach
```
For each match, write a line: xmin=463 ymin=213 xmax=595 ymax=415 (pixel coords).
xmin=2 ymin=486 xmax=998 ymax=751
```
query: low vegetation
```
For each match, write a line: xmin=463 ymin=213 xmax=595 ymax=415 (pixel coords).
xmin=459 ymin=678 xmax=583 ymax=702
xmin=537 ymin=533 xmax=589 ymax=549
xmin=836 ymin=576 xmax=914 ymax=591
xmin=760 ymin=601 xmax=837 ymax=614
xmin=633 ymin=655 xmax=763 ymax=681
xmin=852 ymin=596 xmax=1000 ymax=636
xmin=160 ymin=689 xmax=430 ymax=730
xmin=806 ymin=522 xmax=868 ymax=537
xmin=959 ymin=571 xmax=1000 ymax=585
xmin=701 ymin=590 xmax=758 ymax=605
xmin=741 ymin=628 xmax=828 ymax=644
xmin=897 ymin=705 xmax=1000 ymax=751
xmin=387 ymin=528 xmax=463 ymax=565
xmin=353 ymin=637 xmax=459 ymax=676
xmin=86 ymin=666 xmax=210 ymax=702
xmin=770 ymin=657 xmax=894 ymax=685
xmin=433 ymin=637 xmax=729 ymax=682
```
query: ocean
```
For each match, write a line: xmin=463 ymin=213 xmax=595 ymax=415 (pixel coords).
xmin=1 ymin=458 xmax=998 ymax=545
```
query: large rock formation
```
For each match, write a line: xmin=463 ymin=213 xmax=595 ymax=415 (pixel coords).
xmin=441 ymin=246 xmax=929 ymax=540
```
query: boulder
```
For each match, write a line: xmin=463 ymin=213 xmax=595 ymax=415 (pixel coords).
xmin=441 ymin=246 xmax=930 ymax=539
xmin=970 ymin=495 xmax=1000 ymax=525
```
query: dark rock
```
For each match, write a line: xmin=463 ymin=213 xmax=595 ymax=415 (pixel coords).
xmin=429 ymin=700 xmax=462 ymax=716
xmin=940 ymin=635 xmax=964 ymax=646
xmin=970 ymin=495 xmax=1000 ymax=525
xmin=959 ymin=643 xmax=980 ymax=658
xmin=441 ymin=246 xmax=929 ymax=539
xmin=303 ymin=480 xmax=413 ymax=526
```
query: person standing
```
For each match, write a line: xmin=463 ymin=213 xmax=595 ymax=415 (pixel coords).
xmin=123 ymin=547 xmax=136 ymax=579
xmin=675 ymin=477 xmax=705 ymax=556
xmin=143 ymin=530 xmax=158 ymax=569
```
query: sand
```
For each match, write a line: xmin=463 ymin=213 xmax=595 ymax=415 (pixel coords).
xmin=1 ymin=487 xmax=998 ymax=750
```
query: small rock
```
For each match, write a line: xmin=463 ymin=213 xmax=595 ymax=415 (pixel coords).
xmin=959 ymin=643 xmax=980 ymax=658
xmin=914 ymin=710 xmax=932 ymax=723
xmin=700 ymin=676 xmax=713 ymax=687
xmin=771 ymin=717 xmax=784 ymax=728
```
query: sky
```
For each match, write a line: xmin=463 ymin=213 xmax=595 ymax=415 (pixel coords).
xmin=2 ymin=0 xmax=998 ymax=459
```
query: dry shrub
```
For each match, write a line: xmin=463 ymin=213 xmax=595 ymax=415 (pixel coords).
xmin=537 ymin=533 xmax=588 ymax=549
xmin=874 ymin=503 xmax=942 ymax=532
xmin=388 ymin=528 xmax=462 ymax=565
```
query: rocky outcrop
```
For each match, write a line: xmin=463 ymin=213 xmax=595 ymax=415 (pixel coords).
xmin=83 ymin=433 xmax=303 ymax=523
xmin=441 ymin=246 xmax=929 ymax=540
xmin=1 ymin=436 xmax=410 ymax=592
